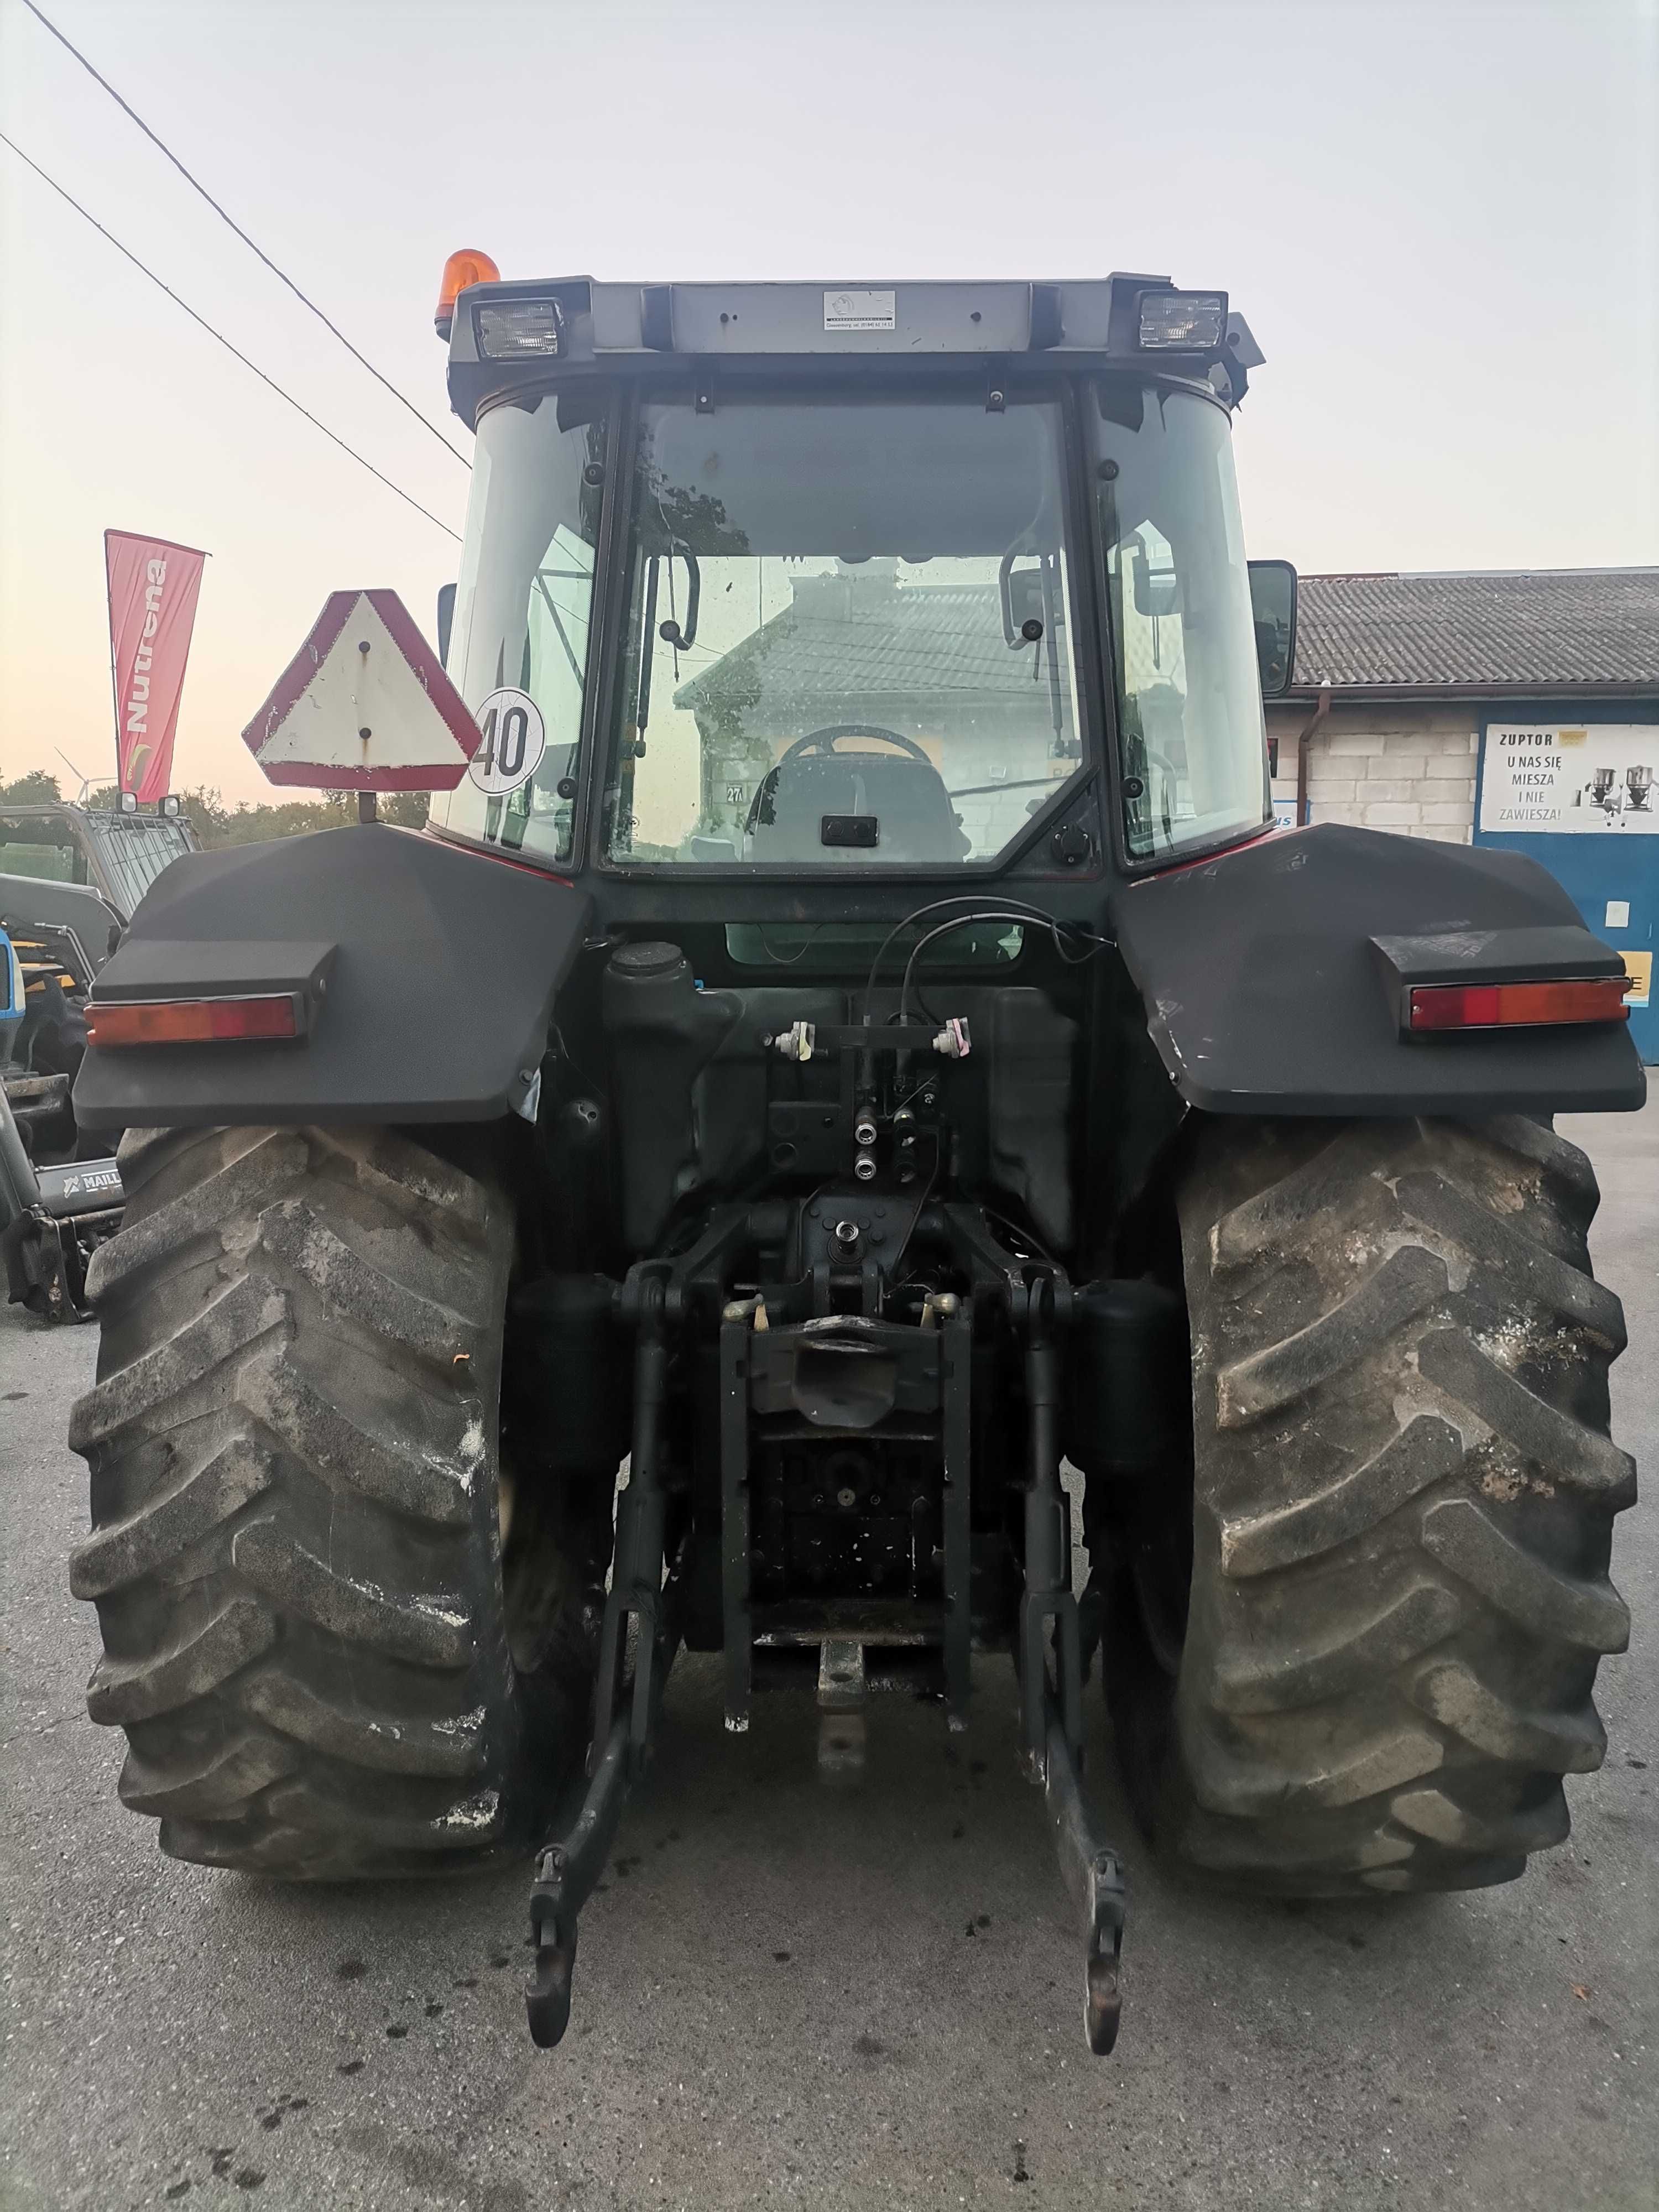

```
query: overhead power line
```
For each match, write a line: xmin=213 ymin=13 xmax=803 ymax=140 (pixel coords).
xmin=19 ymin=0 xmax=469 ymax=469
xmin=0 ymin=133 xmax=462 ymax=543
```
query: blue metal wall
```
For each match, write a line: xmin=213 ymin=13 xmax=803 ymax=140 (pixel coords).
xmin=1472 ymin=706 xmax=1659 ymax=1064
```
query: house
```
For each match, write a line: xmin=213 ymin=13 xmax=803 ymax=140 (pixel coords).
xmin=671 ymin=560 xmax=1079 ymax=854
xmin=1266 ymin=567 xmax=1659 ymax=841
xmin=1266 ymin=566 xmax=1659 ymax=1058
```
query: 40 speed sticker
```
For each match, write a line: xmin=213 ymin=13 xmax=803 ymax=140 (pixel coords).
xmin=469 ymin=688 xmax=546 ymax=795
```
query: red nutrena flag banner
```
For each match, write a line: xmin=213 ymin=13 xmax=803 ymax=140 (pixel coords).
xmin=105 ymin=531 xmax=208 ymax=802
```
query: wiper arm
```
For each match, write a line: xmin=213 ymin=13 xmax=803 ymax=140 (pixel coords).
xmin=658 ymin=547 xmax=701 ymax=653
xmin=635 ymin=557 xmax=661 ymax=736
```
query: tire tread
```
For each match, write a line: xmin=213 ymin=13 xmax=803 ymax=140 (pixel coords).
xmin=69 ymin=1123 xmax=576 ymax=1878
xmin=1150 ymin=1114 xmax=1633 ymax=1896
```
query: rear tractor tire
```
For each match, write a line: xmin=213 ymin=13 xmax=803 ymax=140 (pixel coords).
xmin=1108 ymin=1113 xmax=1634 ymax=1896
xmin=68 ymin=1124 xmax=597 ymax=1877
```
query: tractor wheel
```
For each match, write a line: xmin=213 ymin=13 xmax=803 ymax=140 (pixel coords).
xmin=68 ymin=1125 xmax=599 ymax=1877
xmin=1105 ymin=1113 xmax=1634 ymax=1896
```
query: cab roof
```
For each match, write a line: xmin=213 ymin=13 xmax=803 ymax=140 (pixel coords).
xmin=445 ymin=273 xmax=1261 ymax=426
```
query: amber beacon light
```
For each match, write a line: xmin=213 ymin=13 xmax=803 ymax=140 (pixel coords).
xmin=435 ymin=248 xmax=502 ymax=338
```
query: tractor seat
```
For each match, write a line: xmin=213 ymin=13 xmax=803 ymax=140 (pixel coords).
xmin=743 ymin=745 xmax=969 ymax=863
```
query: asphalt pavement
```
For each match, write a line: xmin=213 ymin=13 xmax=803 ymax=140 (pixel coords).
xmin=2 ymin=1104 xmax=1655 ymax=2212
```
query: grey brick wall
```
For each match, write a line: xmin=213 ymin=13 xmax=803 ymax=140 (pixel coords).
xmin=1266 ymin=705 xmax=1479 ymax=842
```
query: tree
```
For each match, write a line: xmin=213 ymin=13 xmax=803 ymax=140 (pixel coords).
xmin=174 ymin=787 xmax=429 ymax=847
xmin=0 ymin=768 xmax=65 ymax=807
xmin=2 ymin=762 xmax=428 ymax=847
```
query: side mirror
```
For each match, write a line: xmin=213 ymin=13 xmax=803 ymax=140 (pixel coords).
xmin=436 ymin=583 xmax=457 ymax=669
xmin=1006 ymin=565 xmax=1046 ymax=639
xmin=1248 ymin=560 xmax=1297 ymax=697
xmin=1130 ymin=545 xmax=1182 ymax=619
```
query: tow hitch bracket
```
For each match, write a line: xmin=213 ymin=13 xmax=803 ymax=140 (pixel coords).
xmin=526 ymin=1269 xmax=679 ymax=2048
xmin=525 ymin=1713 xmax=630 ymax=2048
xmin=1044 ymin=1708 xmax=1126 ymax=2054
xmin=525 ymin=1232 xmax=1129 ymax=2058
xmin=1016 ymin=1271 xmax=1128 ymax=2055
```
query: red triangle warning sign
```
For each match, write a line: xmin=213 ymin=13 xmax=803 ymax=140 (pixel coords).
xmin=242 ymin=589 xmax=481 ymax=790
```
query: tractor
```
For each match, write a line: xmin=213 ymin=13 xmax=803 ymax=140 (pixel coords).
xmin=1 ymin=796 xmax=197 ymax=1314
xmin=65 ymin=267 xmax=1641 ymax=2056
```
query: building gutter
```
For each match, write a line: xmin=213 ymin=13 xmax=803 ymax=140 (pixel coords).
xmin=1294 ymin=682 xmax=1332 ymax=828
xmin=1273 ymin=682 xmax=1659 ymax=707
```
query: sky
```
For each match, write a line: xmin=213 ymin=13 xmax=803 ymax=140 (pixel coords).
xmin=1 ymin=0 xmax=1655 ymax=808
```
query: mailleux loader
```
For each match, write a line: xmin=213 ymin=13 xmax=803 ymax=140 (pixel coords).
xmin=66 ymin=266 xmax=1641 ymax=2056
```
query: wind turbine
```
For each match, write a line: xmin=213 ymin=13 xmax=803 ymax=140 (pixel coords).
xmin=54 ymin=749 xmax=93 ymax=804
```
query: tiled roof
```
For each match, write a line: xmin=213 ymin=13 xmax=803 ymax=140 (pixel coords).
xmin=1291 ymin=568 xmax=1659 ymax=693
xmin=672 ymin=566 xmax=1659 ymax=709
xmin=675 ymin=581 xmax=1034 ymax=711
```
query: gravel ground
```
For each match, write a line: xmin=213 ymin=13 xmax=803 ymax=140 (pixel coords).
xmin=2 ymin=1104 xmax=1653 ymax=2212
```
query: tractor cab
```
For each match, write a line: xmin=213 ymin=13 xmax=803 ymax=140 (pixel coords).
xmin=0 ymin=800 xmax=197 ymax=924
xmin=427 ymin=273 xmax=1290 ymax=890
xmin=1 ymin=796 xmax=196 ymax=1079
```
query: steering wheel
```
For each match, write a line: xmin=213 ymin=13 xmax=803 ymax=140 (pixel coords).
xmin=778 ymin=724 xmax=933 ymax=764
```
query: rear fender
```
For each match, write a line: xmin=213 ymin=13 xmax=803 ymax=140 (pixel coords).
xmin=1108 ymin=823 xmax=1645 ymax=1116
xmin=72 ymin=826 xmax=592 ymax=1130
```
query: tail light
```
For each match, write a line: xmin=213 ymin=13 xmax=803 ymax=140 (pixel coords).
xmin=1407 ymin=977 xmax=1632 ymax=1033
xmin=86 ymin=995 xmax=301 ymax=1047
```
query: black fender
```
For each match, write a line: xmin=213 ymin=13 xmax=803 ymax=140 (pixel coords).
xmin=0 ymin=872 xmax=121 ymax=980
xmin=1107 ymin=823 xmax=1645 ymax=1117
xmin=72 ymin=826 xmax=591 ymax=1131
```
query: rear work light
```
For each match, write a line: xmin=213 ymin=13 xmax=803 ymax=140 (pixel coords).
xmin=1138 ymin=289 xmax=1227 ymax=351
xmin=1407 ymin=977 xmax=1632 ymax=1033
xmin=86 ymin=994 xmax=301 ymax=1047
xmin=476 ymin=296 xmax=566 ymax=359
